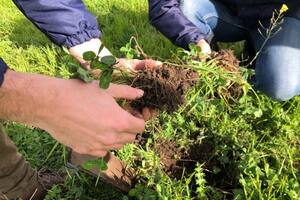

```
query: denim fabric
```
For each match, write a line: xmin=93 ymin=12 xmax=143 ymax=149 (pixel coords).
xmin=180 ymin=0 xmax=300 ymax=101
xmin=148 ymin=0 xmax=299 ymax=49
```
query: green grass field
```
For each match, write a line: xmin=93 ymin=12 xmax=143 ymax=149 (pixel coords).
xmin=1 ymin=1 xmax=300 ymax=199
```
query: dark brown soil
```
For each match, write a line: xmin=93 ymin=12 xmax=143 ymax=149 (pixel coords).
xmin=151 ymin=138 xmax=239 ymax=199
xmin=154 ymin=139 xmax=215 ymax=179
xmin=130 ymin=64 xmax=198 ymax=113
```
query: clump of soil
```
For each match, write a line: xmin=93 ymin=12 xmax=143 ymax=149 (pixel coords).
xmin=130 ymin=65 xmax=198 ymax=113
xmin=198 ymin=50 xmax=240 ymax=73
xmin=210 ymin=50 xmax=240 ymax=72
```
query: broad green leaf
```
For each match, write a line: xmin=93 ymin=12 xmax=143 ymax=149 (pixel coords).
xmin=82 ymin=160 xmax=96 ymax=171
xmin=101 ymin=55 xmax=117 ymax=66
xmin=99 ymin=69 xmax=113 ymax=89
xmin=68 ymin=62 xmax=79 ymax=73
xmin=95 ymin=158 xmax=108 ymax=171
xmin=83 ymin=51 xmax=96 ymax=61
xmin=76 ymin=68 xmax=93 ymax=83
xmin=91 ymin=60 xmax=109 ymax=70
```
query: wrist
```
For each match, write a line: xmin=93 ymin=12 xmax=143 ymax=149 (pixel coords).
xmin=0 ymin=70 xmax=61 ymax=126
xmin=68 ymin=38 xmax=112 ymax=68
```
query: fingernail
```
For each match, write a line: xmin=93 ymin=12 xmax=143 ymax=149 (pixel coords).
xmin=137 ymin=89 xmax=144 ymax=97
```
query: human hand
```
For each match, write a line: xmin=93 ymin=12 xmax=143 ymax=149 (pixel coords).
xmin=197 ymin=39 xmax=212 ymax=54
xmin=115 ymin=58 xmax=162 ymax=71
xmin=36 ymin=80 xmax=145 ymax=157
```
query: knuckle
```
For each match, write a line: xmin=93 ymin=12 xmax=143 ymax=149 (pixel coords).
xmin=114 ymin=144 xmax=124 ymax=150
xmin=97 ymin=151 xmax=107 ymax=157
xmin=75 ymin=147 xmax=87 ymax=155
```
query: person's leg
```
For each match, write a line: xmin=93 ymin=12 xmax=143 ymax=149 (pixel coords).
xmin=0 ymin=125 xmax=39 ymax=200
xmin=179 ymin=0 xmax=247 ymax=43
xmin=250 ymin=17 xmax=300 ymax=101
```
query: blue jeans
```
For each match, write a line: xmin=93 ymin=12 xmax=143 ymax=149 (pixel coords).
xmin=180 ymin=0 xmax=300 ymax=101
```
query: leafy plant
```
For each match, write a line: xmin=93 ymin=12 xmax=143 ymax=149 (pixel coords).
xmin=82 ymin=157 xmax=108 ymax=172
xmin=73 ymin=47 xmax=117 ymax=89
xmin=82 ymin=50 xmax=117 ymax=89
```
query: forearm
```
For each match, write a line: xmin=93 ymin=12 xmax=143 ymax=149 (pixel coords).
xmin=0 ymin=70 xmax=58 ymax=126
xmin=149 ymin=0 xmax=206 ymax=49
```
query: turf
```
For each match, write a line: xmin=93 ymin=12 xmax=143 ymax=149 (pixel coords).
xmin=1 ymin=1 xmax=299 ymax=200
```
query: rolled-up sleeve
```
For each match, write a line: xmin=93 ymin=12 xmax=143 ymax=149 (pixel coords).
xmin=148 ymin=0 xmax=209 ymax=49
xmin=12 ymin=0 xmax=101 ymax=48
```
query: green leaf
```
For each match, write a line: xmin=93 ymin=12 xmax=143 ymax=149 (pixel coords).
xmin=99 ymin=69 xmax=113 ymax=89
xmin=101 ymin=55 xmax=117 ymax=66
xmin=82 ymin=160 xmax=96 ymax=171
xmin=83 ymin=51 xmax=96 ymax=61
xmin=91 ymin=60 xmax=109 ymax=70
xmin=95 ymin=158 xmax=108 ymax=171
xmin=76 ymin=68 xmax=93 ymax=83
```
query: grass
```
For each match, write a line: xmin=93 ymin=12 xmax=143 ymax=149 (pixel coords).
xmin=1 ymin=0 xmax=300 ymax=199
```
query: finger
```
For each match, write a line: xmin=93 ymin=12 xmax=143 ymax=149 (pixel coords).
xmin=107 ymin=84 xmax=144 ymax=100
xmin=123 ymin=103 xmax=144 ymax=119
xmin=123 ymin=111 xmax=145 ymax=133
xmin=134 ymin=59 xmax=163 ymax=71
xmin=115 ymin=58 xmax=138 ymax=71
xmin=130 ymin=109 xmax=144 ymax=119
xmin=117 ymin=133 xmax=137 ymax=144
xmin=88 ymin=150 xmax=108 ymax=157
xmin=142 ymin=107 xmax=159 ymax=120
xmin=107 ymin=143 xmax=124 ymax=150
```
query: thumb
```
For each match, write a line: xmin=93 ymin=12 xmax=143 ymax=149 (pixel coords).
xmin=134 ymin=59 xmax=163 ymax=70
xmin=107 ymin=84 xmax=144 ymax=100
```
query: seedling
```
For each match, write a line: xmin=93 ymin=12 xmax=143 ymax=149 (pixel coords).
xmin=73 ymin=46 xmax=117 ymax=89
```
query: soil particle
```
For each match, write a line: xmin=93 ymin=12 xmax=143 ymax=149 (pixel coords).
xmin=130 ymin=64 xmax=198 ymax=113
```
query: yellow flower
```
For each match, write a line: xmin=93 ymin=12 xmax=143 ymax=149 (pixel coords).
xmin=280 ymin=4 xmax=289 ymax=14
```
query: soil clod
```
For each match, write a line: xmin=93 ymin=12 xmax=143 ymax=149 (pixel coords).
xmin=130 ymin=65 xmax=198 ymax=113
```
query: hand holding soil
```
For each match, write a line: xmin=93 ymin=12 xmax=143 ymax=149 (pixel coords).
xmin=36 ymin=79 xmax=145 ymax=157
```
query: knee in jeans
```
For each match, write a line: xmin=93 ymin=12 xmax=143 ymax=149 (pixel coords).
xmin=180 ymin=0 xmax=213 ymax=21
xmin=258 ymin=79 xmax=299 ymax=101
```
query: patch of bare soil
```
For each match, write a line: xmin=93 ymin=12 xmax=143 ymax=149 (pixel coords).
xmin=152 ymin=138 xmax=239 ymax=199
xmin=130 ymin=64 xmax=198 ymax=113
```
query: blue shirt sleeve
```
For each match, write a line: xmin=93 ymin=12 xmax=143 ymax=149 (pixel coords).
xmin=148 ymin=0 xmax=209 ymax=49
xmin=0 ymin=58 xmax=8 ymax=87
xmin=12 ymin=0 xmax=101 ymax=48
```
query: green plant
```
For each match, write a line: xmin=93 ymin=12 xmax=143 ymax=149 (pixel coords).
xmin=72 ymin=45 xmax=118 ymax=89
